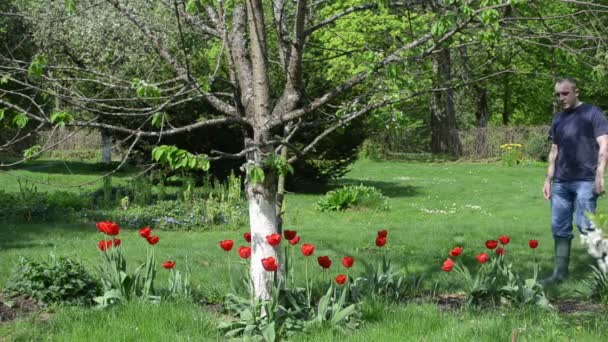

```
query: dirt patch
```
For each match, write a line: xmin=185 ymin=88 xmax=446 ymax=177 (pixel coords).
xmin=555 ymin=300 xmax=605 ymax=314
xmin=435 ymin=293 xmax=467 ymax=311
xmin=0 ymin=293 xmax=42 ymax=323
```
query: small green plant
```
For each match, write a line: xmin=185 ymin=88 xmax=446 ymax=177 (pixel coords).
xmin=5 ymin=255 xmax=99 ymax=306
xmin=500 ymin=143 xmax=524 ymax=166
xmin=316 ymin=185 xmax=389 ymax=212
xmin=581 ymin=266 xmax=608 ymax=305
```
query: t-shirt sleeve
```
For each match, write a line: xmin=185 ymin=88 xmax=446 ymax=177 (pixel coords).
xmin=549 ymin=116 xmax=556 ymax=143
xmin=592 ymin=107 xmax=608 ymax=138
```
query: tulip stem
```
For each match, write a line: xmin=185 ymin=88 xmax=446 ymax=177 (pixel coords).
xmin=305 ymin=258 xmax=310 ymax=306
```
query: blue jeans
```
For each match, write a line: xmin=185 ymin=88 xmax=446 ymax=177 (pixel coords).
xmin=551 ymin=180 xmax=598 ymax=239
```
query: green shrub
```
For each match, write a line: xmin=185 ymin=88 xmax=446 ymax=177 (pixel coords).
xmin=524 ymin=134 xmax=551 ymax=162
xmin=316 ymin=185 xmax=389 ymax=212
xmin=86 ymin=196 xmax=248 ymax=230
xmin=5 ymin=256 xmax=99 ymax=306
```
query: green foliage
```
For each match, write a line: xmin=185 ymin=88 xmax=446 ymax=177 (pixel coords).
xmin=151 ymin=112 xmax=168 ymax=129
xmin=248 ymin=165 xmax=265 ymax=185
xmin=131 ymin=78 xmax=161 ymax=99
xmin=351 ymin=256 xmax=424 ymax=302
xmin=12 ymin=113 xmax=29 ymax=128
xmin=50 ymin=111 xmax=74 ymax=127
xmin=264 ymin=154 xmax=294 ymax=177
xmin=64 ymin=0 xmax=77 ymax=15
xmin=581 ymin=266 xmax=608 ymax=305
xmin=0 ymin=108 xmax=5 ymax=121
xmin=316 ymin=185 xmax=389 ymax=212
xmin=27 ymin=54 xmax=47 ymax=77
xmin=5 ymin=255 xmax=98 ymax=306
xmin=23 ymin=144 xmax=42 ymax=160
xmin=0 ymin=182 xmax=91 ymax=222
xmin=87 ymin=196 xmax=247 ymax=231
xmin=152 ymin=145 xmax=210 ymax=172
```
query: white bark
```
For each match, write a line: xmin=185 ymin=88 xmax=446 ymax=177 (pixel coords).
xmin=248 ymin=187 xmax=279 ymax=300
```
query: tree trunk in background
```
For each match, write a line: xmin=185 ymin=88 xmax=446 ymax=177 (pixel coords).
xmin=101 ymin=129 xmax=112 ymax=164
xmin=431 ymin=48 xmax=461 ymax=156
xmin=502 ymin=72 xmax=512 ymax=125
xmin=475 ymin=87 xmax=490 ymax=157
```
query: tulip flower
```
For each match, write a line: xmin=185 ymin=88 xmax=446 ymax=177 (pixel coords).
xmin=442 ymin=258 xmax=455 ymax=272
xmin=266 ymin=234 xmax=281 ymax=246
xmin=238 ymin=246 xmax=251 ymax=259
xmin=498 ymin=235 xmax=510 ymax=245
xmin=476 ymin=253 xmax=489 ymax=264
xmin=317 ymin=256 xmax=332 ymax=269
xmin=341 ymin=256 xmax=355 ymax=268
xmin=376 ymin=236 xmax=387 ymax=247
xmin=284 ymin=230 xmax=297 ymax=240
xmin=261 ymin=257 xmax=279 ymax=272
xmin=146 ymin=236 xmax=160 ymax=245
xmin=450 ymin=246 xmax=463 ymax=257
xmin=243 ymin=232 xmax=251 ymax=243
xmin=529 ymin=240 xmax=539 ymax=249
xmin=162 ymin=261 xmax=176 ymax=269
xmin=301 ymin=243 xmax=315 ymax=256
xmin=138 ymin=227 xmax=152 ymax=238
xmin=485 ymin=240 xmax=498 ymax=250
xmin=289 ymin=236 xmax=301 ymax=245
xmin=219 ymin=240 xmax=234 ymax=251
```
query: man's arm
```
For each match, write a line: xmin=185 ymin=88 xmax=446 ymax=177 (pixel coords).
xmin=595 ymin=135 xmax=608 ymax=194
xmin=543 ymin=144 xmax=558 ymax=200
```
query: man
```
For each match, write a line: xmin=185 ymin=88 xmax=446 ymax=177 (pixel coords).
xmin=543 ymin=77 xmax=608 ymax=284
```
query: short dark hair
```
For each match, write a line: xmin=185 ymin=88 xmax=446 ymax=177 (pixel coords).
xmin=556 ymin=77 xmax=578 ymax=90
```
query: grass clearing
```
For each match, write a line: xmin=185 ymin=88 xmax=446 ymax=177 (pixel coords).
xmin=1 ymin=159 xmax=608 ymax=340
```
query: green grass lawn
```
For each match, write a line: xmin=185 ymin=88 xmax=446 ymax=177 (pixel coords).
xmin=1 ymin=159 xmax=608 ymax=341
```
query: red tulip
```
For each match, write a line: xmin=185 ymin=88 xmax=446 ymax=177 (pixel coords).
xmin=139 ymin=227 xmax=152 ymax=238
xmin=335 ymin=274 xmax=347 ymax=285
xmin=529 ymin=240 xmax=539 ymax=249
xmin=442 ymin=258 xmax=455 ymax=272
xmin=147 ymin=236 xmax=160 ymax=245
xmin=498 ymin=235 xmax=510 ymax=245
xmin=238 ymin=246 xmax=252 ymax=259
xmin=112 ymin=239 xmax=121 ymax=247
xmin=375 ymin=236 xmax=387 ymax=247
xmin=284 ymin=230 xmax=297 ymax=240
xmin=476 ymin=253 xmax=489 ymax=264
xmin=162 ymin=261 xmax=176 ymax=269
xmin=96 ymin=221 xmax=120 ymax=236
xmin=261 ymin=256 xmax=279 ymax=272
xmin=341 ymin=256 xmax=355 ymax=268
xmin=289 ymin=236 xmax=301 ymax=245
xmin=97 ymin=240 xmax=112 ymax=251
xmin=266 ymin=234 xmax=281 ymax=246
xmin=301 ymin=243 xmax=315 ymax=256
xmin=496 ymin=247 xmax=505 ymax=256
xmin=317 ymin=256 xmax=332 ymax=269
xmin=243 ymin=232 xmax=252 ymax=243
xmin=220 ymin=240 xmax=234 ymax=251
xmin=485 ymin=240 xmax=498 ymax=250
xmin=377 ymin=230 xmax=388 ymax=238
xmin=450 ymin=246 xmax=463 ymax=257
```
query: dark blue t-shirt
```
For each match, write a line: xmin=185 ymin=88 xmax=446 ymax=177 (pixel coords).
xmin=549 ymin=103 xmax=608 ymax=181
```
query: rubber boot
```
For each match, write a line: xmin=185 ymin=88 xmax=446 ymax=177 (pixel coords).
xmin=542 ymin=237 xmax=571 ymax=285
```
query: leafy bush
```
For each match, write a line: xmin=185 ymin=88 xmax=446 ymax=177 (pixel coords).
xmin=5 ymin=256 xmax=99 ymax=306
xmin=316 ymin=185 xmax=389 ymax=212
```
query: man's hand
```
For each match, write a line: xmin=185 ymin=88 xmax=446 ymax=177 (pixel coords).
xmin=595 ymin=174 xmax=605 ymax=196
xmin=543 ymin=179 xmax=552 ymax=200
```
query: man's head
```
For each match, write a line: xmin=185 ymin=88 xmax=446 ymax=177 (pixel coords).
xmin=555 ymin=78 xmax=580 ymax=111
